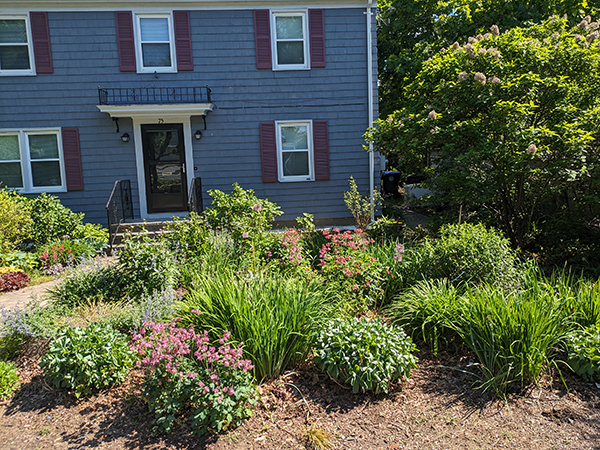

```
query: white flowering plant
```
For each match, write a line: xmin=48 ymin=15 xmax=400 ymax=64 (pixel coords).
xmin=313 ymin=318 xmax=418 ymax=394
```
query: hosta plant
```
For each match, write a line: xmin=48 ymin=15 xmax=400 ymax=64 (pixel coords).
xmin=40 ymin=323 xmax=135 ymax=398
xmin=313 ymin=318 xmax=418 ymax=394
xmin=566 ymin=324 xmax=600 ymax=382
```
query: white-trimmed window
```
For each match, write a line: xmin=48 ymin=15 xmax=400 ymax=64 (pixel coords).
xmin=276 ymin=121 xmax=313 ymax=181
xmin=271 ymin=12 xmax=309 ymax=70
xmin=0 ymin=130 xmax=65 ymax=192
xmin=135 ymin=14 xmax=176 ymax=73
xmin=0 ymin=16 xmax=35 ymax=75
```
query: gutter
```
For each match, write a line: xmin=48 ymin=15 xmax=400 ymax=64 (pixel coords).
xmin=367 ymin=0 xmax=375 ymax=222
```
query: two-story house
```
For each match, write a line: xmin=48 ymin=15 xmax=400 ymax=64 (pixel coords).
xmin=0 ymin=0 xmax=379 ymax=226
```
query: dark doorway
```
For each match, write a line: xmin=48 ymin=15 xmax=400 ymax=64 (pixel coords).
xmin=141 ymin=124 xmax=188 ymax=213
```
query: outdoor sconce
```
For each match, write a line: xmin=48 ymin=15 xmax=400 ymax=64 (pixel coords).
xmin=121 ymin=133 xmax=130 ymax=143
xmin=194 ymin=130 xmax=203 ymax=140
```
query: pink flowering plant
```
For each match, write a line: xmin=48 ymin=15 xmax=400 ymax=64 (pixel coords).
xmin=131 ymin=318 xmax=256 ymax=436
xmin=318 ymin=229 xmax=387 ymax=307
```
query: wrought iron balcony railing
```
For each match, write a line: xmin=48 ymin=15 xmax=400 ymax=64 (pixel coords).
xmin=98 ymin=86 xmax=211 ymax=105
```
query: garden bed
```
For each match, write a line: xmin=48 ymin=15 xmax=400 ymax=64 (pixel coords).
xmin=1 ymin=344 xmax=599 ymax=450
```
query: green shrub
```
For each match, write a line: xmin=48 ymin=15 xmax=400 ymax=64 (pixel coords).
xmin=313 ymin=318 xmax=418 ymax=394
xmin=164 ymin=212 xmax=210 ymax=260
xmin=132 ymin=320 xmax=255 ymax=435
xmin=367 ymin=216 xmax=406 ymax=243
xmin=117 ymin=233 xmax=179 ymax=298
xmin=40 ymin=323 xmax=135 ymax=398
xmin=179 ymin=270 xmax=339 ymax=381
xmin=344 ymin=176 xmax=382 ymax=230
xmin=0 ymin=190 xmax=32 ymax=253
xmin=0 ymin=361 xmax=19 ymax=399
xmin=388 ymin=279 xmax=462 ymax=354
xmin=565 ymin=324 xmax=600 ymax=382
xmin=29 ymin=193 xmax=84 ymax=245
xmin=72 ymin=222 xmax=109 ymax=243
xmin=203 ymin=183 xmax=282 ymax=240
xmin=48 ymin=258 xmax=125 ymax=307
xmin=452 ymin=280 xmax=568 ymax=395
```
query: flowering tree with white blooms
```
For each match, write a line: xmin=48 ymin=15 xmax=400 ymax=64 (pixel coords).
xmin=367 ymin=16 xmax=600 ymax=249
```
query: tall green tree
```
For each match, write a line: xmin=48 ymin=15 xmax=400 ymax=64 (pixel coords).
xmin=378 ymin=0 xmax=599 ymax=117
xmin=367 ymin=17 xmax=600 ymax=249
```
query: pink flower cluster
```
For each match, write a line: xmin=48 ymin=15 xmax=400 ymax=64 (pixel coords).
xmin=131 ymin=319 xmax=254 ymax=378
xmin=280 ymin=229 xmax=303 ymax=264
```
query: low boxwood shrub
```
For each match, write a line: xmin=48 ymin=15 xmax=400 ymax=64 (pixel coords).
xmin=40 ymin=323 xmax=135 ymax=398
xmin=0 ymin=361 xmax=19 ymax=399
xmin=313 ymin=318 xmax=418 ymax=394
xmin=131 ymin=319 xmax=255 ymax=436
xmin=566 ymin=324 xmax=600 ymax=382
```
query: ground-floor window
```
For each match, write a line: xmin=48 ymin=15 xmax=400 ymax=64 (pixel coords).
xmin=276 ymin=120 xmax=313 ymax=182
xmin=0 ymin=129 xmax=65 ymax=192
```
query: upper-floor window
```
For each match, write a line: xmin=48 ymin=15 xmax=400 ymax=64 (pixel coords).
xmin=0 ymin=16 xmax=35 ymax=75
xmin=135 ymin=14 xmax=176 ymax=73
xmin=271 ymin=12 xmax=309 ymax=70
xmin=0 ymin=130 xmax=65 ymax=192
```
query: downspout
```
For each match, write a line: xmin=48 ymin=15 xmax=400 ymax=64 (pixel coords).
xmin=366 ymin=0 xmax=375 ymax=223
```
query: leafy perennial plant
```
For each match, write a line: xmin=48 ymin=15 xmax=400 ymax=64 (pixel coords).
xmin=131 ymin=319 xmax=255 ymax=436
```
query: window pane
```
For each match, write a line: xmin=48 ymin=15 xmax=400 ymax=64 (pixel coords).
xmin=281 ymin=126 xmax=308 ymax=150
xmin=276 ymin=16 xmax=303 ymax=40
xmin=29 ymin=134 xmax=59 ymax=159
xmin=0 ymin=46 xmax=30 ymax=70
xmin=142 ymin=43 xmax=171 ymax=67
xmin=0 ymin=162 xmax=23 ymax=188
xmin=0 ymin=20 xmax=27 ymax=44
xmin=277 ymin=41 xmax=304 ymax=65
xmin=31 ymin=161 xmax=61 ymax=187
xmin=0 ymin=135 xmax=20 ymax=160
xmin=283 ymin=151 xmax=309 ymax=177
xmin=140 ymin=18 xmax=169 ymax=41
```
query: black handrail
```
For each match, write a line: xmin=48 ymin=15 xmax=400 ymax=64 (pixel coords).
xmin=98 ymin=86 xmax=211 ymax=105
xmin=188 ymin=177 xmax=203 ymax=214
xmin=105 ymin=180 xmax=134 ymax=250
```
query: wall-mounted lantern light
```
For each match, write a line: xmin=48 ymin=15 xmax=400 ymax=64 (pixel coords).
xmin=194 ymin=130 xmax=203 ymax=140
xmin=121 ymin=133 xmax=130 ymax=143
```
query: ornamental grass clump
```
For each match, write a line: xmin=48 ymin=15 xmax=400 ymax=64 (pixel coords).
xmin=313 ymin=318 xmax=418 ymax=394
xmin=131 ymin=319 xmax=255 ymax=436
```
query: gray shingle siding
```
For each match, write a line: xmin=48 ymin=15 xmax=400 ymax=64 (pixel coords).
xmin=0 ymin=7 xmax=378 ymax=225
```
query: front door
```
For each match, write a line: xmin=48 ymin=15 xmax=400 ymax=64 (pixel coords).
xmin=141 ymin=124 xmax=188 ymax=213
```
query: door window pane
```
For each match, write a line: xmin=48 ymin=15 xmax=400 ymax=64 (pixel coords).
xmin=0 ymin=162 xmax=23 ymax=187
xmin=31 ymin=161 xmax=61 ymax=187
xmin=281 ymin=126 xmax=308 ymax=150
xmin=0 ymin=135 xmax=20 ymax=160
xmin=283 ymin=151 xmax=309 ymax=177
xmin=0 ymin=20 xmax=27 ymax=43
xmin=276 ymin=16 xmax=303 ymax=39
xmin=29 ymin=134 xmax=59 ymax=159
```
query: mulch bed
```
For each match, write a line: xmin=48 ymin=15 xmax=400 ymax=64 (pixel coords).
xmin=1 ymin=342 xmax=599 ymax=450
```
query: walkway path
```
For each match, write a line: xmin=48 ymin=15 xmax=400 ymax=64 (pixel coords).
xmin=0 ymin=278 xmax=59 ymax=311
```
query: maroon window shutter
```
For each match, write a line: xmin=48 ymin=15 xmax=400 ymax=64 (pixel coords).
xmin=29 ymin=12 xmax=53 ymax=74
xmin=173 ymin=11 xmax=193 ymax=71
xmin=254 ymin=10 xmax=272 ymax=69
xmin=61 ymin=128 xmax=84 ymax=191
xmin=115 ymin=11 xmax=136 ymax=72
xmin=260 ymin=123 xmax=278 ymax=182
xmin=308 ymin=9 xmax=326 ymax=68
xmin=313 ymin=121 xmax=330 ymax=180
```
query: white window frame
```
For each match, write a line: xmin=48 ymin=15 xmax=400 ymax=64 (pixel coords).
xmin=0 ymin=15 xmax=36 ymax=76
xmin=0 ymin=129 xmax=66 ymax=193
xmin=271 ymin=11 xmax=310 ymax=71
xmin=276 ymin=120 xmax=314 ymax=182
xmin=134 ymin=13 xmax=177 ymax=74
